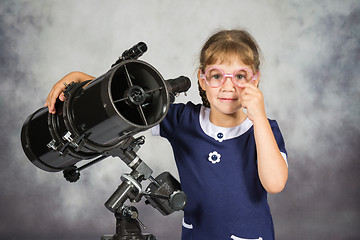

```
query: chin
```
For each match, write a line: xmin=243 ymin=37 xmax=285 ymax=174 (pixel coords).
xmin=212 ymin=105 xmax=242 ymax=116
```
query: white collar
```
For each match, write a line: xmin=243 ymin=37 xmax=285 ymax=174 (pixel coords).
xmin=199 ymin=106 xmax=253 ymax=142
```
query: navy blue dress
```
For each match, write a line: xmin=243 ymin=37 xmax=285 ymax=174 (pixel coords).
xmin=155 ymin=102 xmax=287 ymax=240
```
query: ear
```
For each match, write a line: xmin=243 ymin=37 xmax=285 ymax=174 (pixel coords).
xmin=198 ymin=69 xmax=207 ymax=91
xmin=253 ymin=71 xmax=261 ymax=87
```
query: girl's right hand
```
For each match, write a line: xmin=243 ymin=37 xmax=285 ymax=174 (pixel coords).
xmin=45 ymin=71 xmax=95 ymax=114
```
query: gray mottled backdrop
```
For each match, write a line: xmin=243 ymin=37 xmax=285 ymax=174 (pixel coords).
xmin=1 ymin=0 xmax=359 ymax=239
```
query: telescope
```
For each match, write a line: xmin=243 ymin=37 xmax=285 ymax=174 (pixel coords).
xmin=20 ymin=42 xmax=190 ymax=240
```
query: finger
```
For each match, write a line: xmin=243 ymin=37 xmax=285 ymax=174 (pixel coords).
xmin=48 ymin=98 xmax=56 ymax=113
xmin=241 ymin=88 xmax=257 ymax=99
xmin=241 ymin=91 xmax=261 ymax=108
xmin=47 ymin=93 xmax=56 ymax=113
xmin=51 ymin=87 xmax=64 ymax=101
xmin=46 ymin=87 xmax=64 ymax=113
xmin=241 ymin=85 xmax=263 ymax=100
xmin=45 ymin=91 xmax=52 ymax=107
xmin=240 ymin=82 xmax=258 ymax=90
xmin=240 ymin=95 xmax=251 ymax=108
xmin=45 ymin=92 xmax=54 ymax=112
xmin=46 ymin=87 xmax=56 ymax=105
xmin=59 ymin=93 xmax=65 ymax=101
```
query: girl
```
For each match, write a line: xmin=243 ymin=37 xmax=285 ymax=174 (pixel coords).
xmin=45 ymin=29 xmax=288 ymax=240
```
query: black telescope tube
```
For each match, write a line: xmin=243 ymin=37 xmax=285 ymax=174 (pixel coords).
xmin=21 ymin=61 xmax=192 ymax=172
xmin=21 ymin=59 xmax=171 ymax=172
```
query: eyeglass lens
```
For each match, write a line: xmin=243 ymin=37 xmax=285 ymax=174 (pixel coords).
xmin=204 ymin=68 xmax=253 ymax=87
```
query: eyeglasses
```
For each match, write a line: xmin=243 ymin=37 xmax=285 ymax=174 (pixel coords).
xmin=200 ymin=67 xmax=258 ymax=88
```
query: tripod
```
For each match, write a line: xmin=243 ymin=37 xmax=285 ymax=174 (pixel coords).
xmin=63 ymin=136 xmax=187 ymax=240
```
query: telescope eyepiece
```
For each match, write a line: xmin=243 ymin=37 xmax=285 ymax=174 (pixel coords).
xmin=112 ymin=42 xmax=148 ymax=67
xmin=122 ymin=42 xmax=148 ymax=60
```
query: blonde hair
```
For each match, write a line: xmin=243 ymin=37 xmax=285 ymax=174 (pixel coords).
xmin=198 ymin=29 xmax=261 ymax=107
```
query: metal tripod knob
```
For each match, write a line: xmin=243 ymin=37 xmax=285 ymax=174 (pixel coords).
xmin=124 ymin=206 xmax=147 ymax=230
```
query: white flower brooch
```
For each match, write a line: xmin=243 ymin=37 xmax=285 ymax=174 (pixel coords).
xmin=208 ymin=151 xmax=221 ymax=164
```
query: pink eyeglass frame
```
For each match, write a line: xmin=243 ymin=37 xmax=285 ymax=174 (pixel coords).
xmin=200 ymin=67 xmax=259 ymax=88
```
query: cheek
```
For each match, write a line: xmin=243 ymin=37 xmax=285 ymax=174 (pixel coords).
xmin=204 ymin=88 xmax=218 ymax=100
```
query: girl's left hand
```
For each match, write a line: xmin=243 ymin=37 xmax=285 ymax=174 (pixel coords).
xmin=240 ymin=82 xmax=266 ymax=122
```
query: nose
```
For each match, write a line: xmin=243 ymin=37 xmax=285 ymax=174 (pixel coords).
xmin=221 ymin=76 xmax=236 ymax=90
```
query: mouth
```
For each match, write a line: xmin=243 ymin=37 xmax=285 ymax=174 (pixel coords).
xmin=218 ymin=97 xmax=238 ymax=102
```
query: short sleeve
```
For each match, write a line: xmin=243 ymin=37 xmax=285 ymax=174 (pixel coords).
xmin=269 ymin=119 xmax=288 ymax=166
xmin=157 ymin=102 xmax=188 ymax=141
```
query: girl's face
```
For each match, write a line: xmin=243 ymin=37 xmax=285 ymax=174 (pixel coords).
xmin=198 ymin=57 xmax=259 ymax=118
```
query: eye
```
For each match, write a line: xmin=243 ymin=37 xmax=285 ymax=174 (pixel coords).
xmin=212 ymin=74 xmax=222 ymax=80
xmin=235 ymin=74 xmax=245 ymax=80
xmin=206 ymin=69 xmax=223 ymax=81
xmin=234 ymin=69 xmax=252 ymax=82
